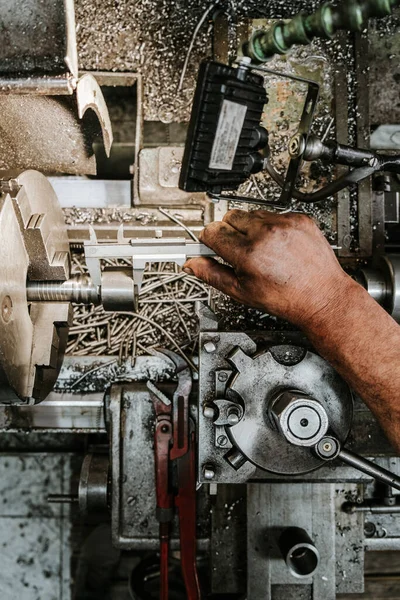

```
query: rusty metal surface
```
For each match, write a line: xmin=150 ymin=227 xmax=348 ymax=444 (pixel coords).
xmin=0 ymin=0 xmax=78 ymax=78
xmin=0 ymin=75 xmax=76 ymax=95
xmin=0 ymin=74 xmax=113 ymax=175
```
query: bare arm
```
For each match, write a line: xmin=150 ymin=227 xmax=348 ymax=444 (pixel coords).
xmin=184 ymin=209 xmax=400 ymax=452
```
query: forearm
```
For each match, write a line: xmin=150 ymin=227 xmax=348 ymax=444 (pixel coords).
xmin=301 ymin=276 xmax=400 ymax=452
xmin=185 ymin=209 xmax=400 ymax=452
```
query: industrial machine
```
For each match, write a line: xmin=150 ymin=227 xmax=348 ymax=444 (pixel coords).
xmin=1 ymin=0 xmax=400 ymax=598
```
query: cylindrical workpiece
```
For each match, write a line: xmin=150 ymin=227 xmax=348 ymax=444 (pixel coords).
xmin=101 ymin=268 xmax=135 ymax=312
xmin=278 ymin=527 xmax=319 ymax=578
xmin=78 ymin=453 xmax=109 ymax=515
xmin=26 ymin=275 xmax=100 ymax=304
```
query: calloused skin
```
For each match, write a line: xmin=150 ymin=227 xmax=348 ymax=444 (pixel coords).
xmin=184 ymin=209 xmax=400 ymax=452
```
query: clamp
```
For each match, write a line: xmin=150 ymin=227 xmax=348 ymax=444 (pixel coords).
xmin=149 ymin=348 xmax=201 ymax=600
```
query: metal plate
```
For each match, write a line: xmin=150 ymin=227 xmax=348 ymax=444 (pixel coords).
xmin=228 ymin=347 xmax=353 ymax=475
xmin=0 ymin=0 xmax=78 ymax=77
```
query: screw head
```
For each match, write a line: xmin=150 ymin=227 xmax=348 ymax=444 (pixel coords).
xmin=1 ymin=295 xmax=13 ymax=323
xmin=369 ymin=157 xmax=379 ymax=168
xmin=364 ymin=521 xmax=376 ymax=538
xmin=315 ymin=436 xmax=340 ymax=459
xmin=217 ymin=435 xmax=228 ymax=446
xmin=204 ymin=341 xmax=217 ymax=353
xmin=217 ymin=371 xmax=228 ymax=382
xmin=203 ymin=465 xmax=216 ymax=480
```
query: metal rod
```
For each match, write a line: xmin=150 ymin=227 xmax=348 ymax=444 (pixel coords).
xmin=343 ymin=502 xmax=400 ymax=514
xmin=339 ymin=448 xmax=400 ymax=492
xmin=365 ymin=537 xmax=400 ymax=551
xmin=48 ymin=494 xmax=79 ymax=503
xmin=27 ymin=275 xmax=100 ymax=304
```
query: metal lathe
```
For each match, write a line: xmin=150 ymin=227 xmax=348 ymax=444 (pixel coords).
xmin=0 ymin=1 xmax=400 ymax=598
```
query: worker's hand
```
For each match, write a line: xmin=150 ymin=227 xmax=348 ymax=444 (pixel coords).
xmin=184 ymin=209 xmax=353 ymax=326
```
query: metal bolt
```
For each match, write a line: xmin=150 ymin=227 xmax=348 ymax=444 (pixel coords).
xmin=217 ymin=371 xmax=228 ymax=382
xmin=203 ymin=341 xmax=217 ymax=353
xmin=203 ymin=405 xmax=215 ymax=419
xmin=315 ymin=436 xmax=339 ymax=459
xmin=203 ymin=465 xmax=216 ymax=480
xmin=364 ymin=521 xmax=376 ymax=538
xmin=217 ymin=435 xmax=228 ymax=446
xmin=227 ymin=410 xmax=240 ymax=426
xmin=1 ymin=295 xmax=13 ymax=323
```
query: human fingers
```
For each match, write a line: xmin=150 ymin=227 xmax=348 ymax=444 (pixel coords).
xmin=183 ymin=257 xmax=244 ymax=302
xmin=198 ymin=221 xmax=247 ymax=268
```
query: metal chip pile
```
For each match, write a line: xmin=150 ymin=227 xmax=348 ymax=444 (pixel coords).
xmin=66 ymin=254 xmax=209 ymax=360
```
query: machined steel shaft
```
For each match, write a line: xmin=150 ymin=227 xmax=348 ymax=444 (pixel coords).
xmin=244 ymin=0 xmax=400 ymax=62
xmin=27 ymin=275 xmax=100 ymax=305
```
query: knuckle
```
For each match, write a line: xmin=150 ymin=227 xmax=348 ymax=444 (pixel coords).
xmin=226 ymin=208 xmax=242 ymax=218
xmin=200 ymin=222 xmax=218 ymax=241
xmin=291 ymin=213 xmax=313 ymax=228
xmin=224 ymin=208 xmax=244 ymax=224
xmin=252 ymin=209 xmax=272 ymax=221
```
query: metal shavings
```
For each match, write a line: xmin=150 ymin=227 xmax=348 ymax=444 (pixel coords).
xmin=68 ymin=359 xmax=118 ymax=389
xmin=63 ymin=207 xmax=158 ymax=226
xmin=75 ymin=0 xmax=216 ymax=122
xmin=75 ymin=0 xmax=329 ymax=122
xmin=66 ymin=253 xmax=209 ymax=362
xmin=158 ymin=206 xmax=200 ymax=242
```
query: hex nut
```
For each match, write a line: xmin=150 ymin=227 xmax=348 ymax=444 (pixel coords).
xmin=203 ymin=341 xmax=217 ymax=353
xmin=270 ymin=390 xmax=329 ymax=447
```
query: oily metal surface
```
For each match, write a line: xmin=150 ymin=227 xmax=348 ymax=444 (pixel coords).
xmin=0 ymin=0 xmax=78 ymax=77
xmin=227 ymin=347 xmax=353 ymax=475
xmin=0 ymin=75 xmax=112 ymax=175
